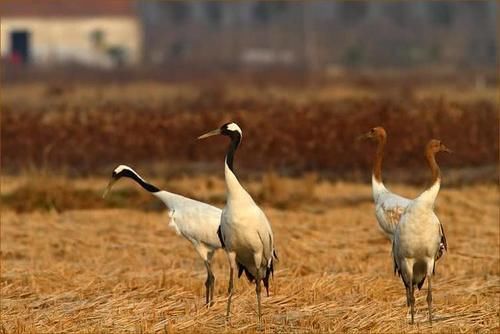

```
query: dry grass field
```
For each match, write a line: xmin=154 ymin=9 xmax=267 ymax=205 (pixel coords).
xmin=1 ymin=72 xmax=498 ymax=332
xmin=1 ymin=174 xmax=498 ymax=333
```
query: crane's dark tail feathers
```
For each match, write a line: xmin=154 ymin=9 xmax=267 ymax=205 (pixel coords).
xmin=237 ymin=249 xmax=279 ymax=297
xmin=436 ymin=224 xmax=448 ymax=261
xmin=395 ymin=266 xmax=427 ymax=290
xmin=262 ymin=259 xmax=273 ymax=296
xmin=216 ymin=226 xmax=225 ymax=248
xmin=394 ymin=257 xmax=426 ymax=291
xmin=237 ymin=262 xmax=255 ymax=282
xmin=263 ymin=249 xmax=278 ymax=296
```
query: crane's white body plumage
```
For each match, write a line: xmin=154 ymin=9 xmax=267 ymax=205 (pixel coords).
xmin=154 ymin=190 xmax=222 ymax=252
xmin=393 ymin=181 xmax=441 ymax=288
xmin=372 ymin=162 xmax=446 ymax=262
xmin=392 ymin=181 xmax=442 ymax=324
xmin=221 ymin=160 xmax=275 ymax=280
xmin=372 ymin=176 xmax=410 ymax=239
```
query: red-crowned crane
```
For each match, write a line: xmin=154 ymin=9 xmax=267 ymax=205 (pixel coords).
xmin=103 ymin=165 xmax=222 ymax=306
xmin=198 ymin=122 xmax=277 ymax=322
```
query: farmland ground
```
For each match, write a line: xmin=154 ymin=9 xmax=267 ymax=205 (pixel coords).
xmin=1 ymin=176 xmax=498 ymax=333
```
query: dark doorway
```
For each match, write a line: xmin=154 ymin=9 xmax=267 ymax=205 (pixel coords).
xmin=10 ymin=30 xmax=31 ymax=64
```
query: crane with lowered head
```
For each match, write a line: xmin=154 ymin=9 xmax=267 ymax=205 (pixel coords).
xmin=103 ymin=165 xmax=222 ymax=306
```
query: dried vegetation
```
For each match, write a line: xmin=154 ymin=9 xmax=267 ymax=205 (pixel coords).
xmin=1 ymin=72 xmax=498 ymax=332
xmin=1 ymin=176 xmax=498 ymax=333
xmin=2 ymin=73 xmax=498 ymax=180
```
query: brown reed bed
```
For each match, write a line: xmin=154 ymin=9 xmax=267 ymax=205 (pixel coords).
xmin=1 ymin=81 xmax=497 ymax=179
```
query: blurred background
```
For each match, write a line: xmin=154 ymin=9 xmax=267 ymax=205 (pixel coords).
xmin=1 ymin=0 xmax=498 ymax=185
xmin=1 ymin=1 xmax=497 ymax=70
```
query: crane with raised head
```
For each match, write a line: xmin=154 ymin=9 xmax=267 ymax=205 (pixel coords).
xmin=359 ymin=126 xmax=411 ymax=239
xmin=392 ymin=139 xmax=450 ymax=324
xmin=198 ymin=122 xmax=277 ymax=322
xmin=360 ymin=127 xmax=447 ymax=260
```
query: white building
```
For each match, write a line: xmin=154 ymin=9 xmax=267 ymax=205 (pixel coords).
xmin=0 ymin=0 xmax=142 ymax=68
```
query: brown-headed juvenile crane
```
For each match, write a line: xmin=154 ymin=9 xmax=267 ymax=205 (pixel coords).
xmin=360 ymin=127 xmax=447 ymax=260
xmin=198 ymin=122 xmax=277 ymax=322
xmin=103 ymin=165 xmax=222 ymax=306
xmin=392 ymin=139 xmax=451 ymax=324
xmin=359 ymin=127 xmax=410 ymax=239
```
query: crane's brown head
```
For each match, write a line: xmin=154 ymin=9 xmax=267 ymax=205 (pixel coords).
xmin=426 ymin=139 xmax=452 ymax=155
xmin=358 ymin=126 xmax=387 ymax=142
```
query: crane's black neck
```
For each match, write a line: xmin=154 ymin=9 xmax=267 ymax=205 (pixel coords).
xmin=225 ymin=132 xmax=241 ymax=173
xmin=119 ymin=169 xmax=160 ymax=193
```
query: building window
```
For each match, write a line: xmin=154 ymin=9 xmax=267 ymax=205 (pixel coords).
xmin=10 ymin=30 xmax=31 ymax=64
xmin=90 ymin=29 xmax=105 ymax=48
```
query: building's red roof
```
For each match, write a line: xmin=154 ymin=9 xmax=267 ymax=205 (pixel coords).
xmin=0 ymin=0 xmax=137 ymax=17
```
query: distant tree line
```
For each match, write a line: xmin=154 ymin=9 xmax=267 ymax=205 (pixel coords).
xmin=137 ymin=1 xmax=496 ymax=69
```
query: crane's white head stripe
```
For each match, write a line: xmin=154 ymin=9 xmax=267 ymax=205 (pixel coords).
xmin=113 ymin=165 xmax=147 ymax=183
xmin=226 ymin=122 xmax=242 ymax=136
xmin=114 ymin=165 xmax=132 ymax=174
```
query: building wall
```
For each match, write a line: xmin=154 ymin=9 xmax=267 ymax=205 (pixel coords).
xmin=1 ymin=17 xmax=142 ymax=67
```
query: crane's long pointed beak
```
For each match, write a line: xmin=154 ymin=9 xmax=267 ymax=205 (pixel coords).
xmin=102 ymin=179 xmax=117 ymax=199
xmin=439 ymin=143 xmax=452 ymax=153
xmin=197 ymin=128 xmax=221 ymax=140
xmin=356 ymin=132 xmax=370 ymax=141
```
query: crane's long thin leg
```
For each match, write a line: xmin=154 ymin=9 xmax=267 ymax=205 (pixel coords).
xmin=209 ymin=270 xmax=215 ymax=307
xmin=409 ymin=283 xmax=415 ymax=325
xmin=256 ymin=279 xmax=262 ymax=323
xmin=204 ymin=260 xmax=215 ymax=307
xmin=194 ymin=245 xmax=213 ymax=306
xmin=226 ymin=252 xmax=237 ymax=321
xmin=405 ymin=284 xmax=410 ymax=307
xmin=427 ymin=275 xmax=433 ymax=325
xmin=204 ymin=261 xmax=210 ymax=305
xmin=207 ymin=251 xmax=216 ymax=306
xmin=226 ymin=266 xmax=234 ymax=319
